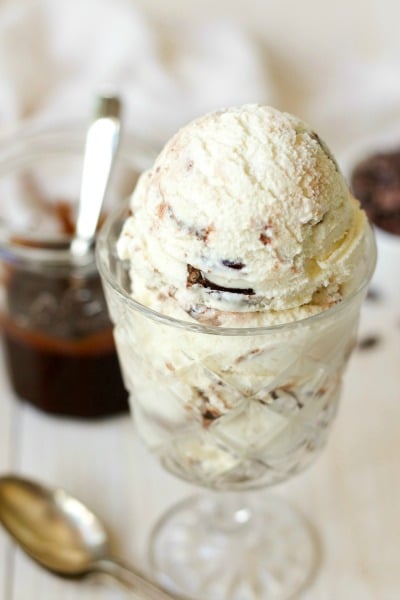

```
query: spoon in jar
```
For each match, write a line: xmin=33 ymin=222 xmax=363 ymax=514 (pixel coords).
xmin=70 ymin=93 xmax=121 ymax=260
xmin=0 ymin=474 xmax=181 ymax=600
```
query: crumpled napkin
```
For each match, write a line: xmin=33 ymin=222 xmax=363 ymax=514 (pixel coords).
xmin=0 ymin=0 xmax=276 ymax=149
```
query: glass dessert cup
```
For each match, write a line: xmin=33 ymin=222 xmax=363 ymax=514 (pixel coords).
xmin=97 ymin=204 xmax=376 ymax=600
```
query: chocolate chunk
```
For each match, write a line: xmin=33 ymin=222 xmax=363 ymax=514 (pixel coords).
xmin=351 ymin=149 xmax=400 ymax=235
xmin=260 ymin=385 xmax=303 ymax=413
xmin=186 ymin=265 xmax=255 ymax=295
xmin=202 ymin=409 xmax=220 ymax=425
xmin=357 ymin=334 xmax=381 ymax=351
xmin=259 ymin=232 xmax=271 ymax=245
xmin=366 ymin=287 xmax=382 ymax=302
xmin=195 ymin=388 xmax=222 ymax=427
xmin=187 ymin=265 xmax=206 ymax=287
xmin=222 ymin=259 xmax=245 ymax=270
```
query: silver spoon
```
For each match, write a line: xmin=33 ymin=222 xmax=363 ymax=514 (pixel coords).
xmin=0 ymin=474 xmax=181 ymax=600
xmin=71 ymin=93 xmax=121 ymax=260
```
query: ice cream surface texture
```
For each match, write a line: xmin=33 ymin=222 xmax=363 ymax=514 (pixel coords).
xmin=118 ymin=104 xmax=368 ymax=326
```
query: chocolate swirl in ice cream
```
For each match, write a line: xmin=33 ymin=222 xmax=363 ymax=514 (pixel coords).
xmin=187 ymin=264 xmax=255 ymax=296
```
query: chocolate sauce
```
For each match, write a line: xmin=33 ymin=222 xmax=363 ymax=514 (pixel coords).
xmin=0 ymin=264 xmax=129 ymax=419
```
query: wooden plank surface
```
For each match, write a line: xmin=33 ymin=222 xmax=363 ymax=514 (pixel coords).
xmin=0 ymin=346 xmax=20 ymax=600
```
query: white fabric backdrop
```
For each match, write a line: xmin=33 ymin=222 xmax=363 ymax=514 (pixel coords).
xmin=1 ymin=0 xmax=400 ymax=159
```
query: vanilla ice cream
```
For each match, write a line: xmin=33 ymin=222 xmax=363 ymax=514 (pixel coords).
xmin=101 ymin=104 xmax=375 ymax=489
xmin=118 ymin=104 xmax=368 ymax=326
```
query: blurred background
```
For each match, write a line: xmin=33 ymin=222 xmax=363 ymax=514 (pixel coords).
xmin=1 ymin=0 xmax=400 ymax=160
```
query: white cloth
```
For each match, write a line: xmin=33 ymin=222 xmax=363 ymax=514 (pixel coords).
xmin=0 ymin=0 xmax=275 ymax=149
xmin=0 ymin=0 xmax=400 ymax=161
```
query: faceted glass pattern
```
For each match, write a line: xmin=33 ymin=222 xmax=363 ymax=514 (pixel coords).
xmin=98 ymin=205 xmax=370 ymax=492
xmin=106 ymin=289 xmax=359 ymax=491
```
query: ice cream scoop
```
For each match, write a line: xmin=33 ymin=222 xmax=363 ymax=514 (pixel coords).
xmin=118 ymin=104 xmax=368 ymax=326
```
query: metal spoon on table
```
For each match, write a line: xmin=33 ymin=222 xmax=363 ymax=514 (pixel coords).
xmin=0 ymin=475 xmax=181 ymax=600
xmin=71 ymin=93 xmax=122 ymax=260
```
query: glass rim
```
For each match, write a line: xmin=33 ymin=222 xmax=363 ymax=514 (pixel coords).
xmin=96 ymin=200 xmax=377 ymax=337
xmin=0 ymin=121 xmax=156 ymax=267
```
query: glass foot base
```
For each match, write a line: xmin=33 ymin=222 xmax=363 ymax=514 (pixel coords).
xmin=149 ymin=494 xmax=318 ymax=600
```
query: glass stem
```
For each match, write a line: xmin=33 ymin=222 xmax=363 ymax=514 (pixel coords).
xmin=208 ymin=491 xmax=253 ymax=533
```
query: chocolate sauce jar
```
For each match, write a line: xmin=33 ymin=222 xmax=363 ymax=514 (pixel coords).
xmin=0 ymin=124 xmax=153 ymax=418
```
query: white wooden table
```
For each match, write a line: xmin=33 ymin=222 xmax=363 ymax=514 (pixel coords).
xmin=0 ymin=227 xmax=398 ymax=600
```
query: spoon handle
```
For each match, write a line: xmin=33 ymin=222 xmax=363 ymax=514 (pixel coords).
xmin=95 ymin=558 xmax=180 ymax=600
xmin=71 ymin=94 xmax=121 ymax=258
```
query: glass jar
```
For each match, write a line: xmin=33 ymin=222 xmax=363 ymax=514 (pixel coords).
xmin=0 ymin=123 xmax=153 ymax=418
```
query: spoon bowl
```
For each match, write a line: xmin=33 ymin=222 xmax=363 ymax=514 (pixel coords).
xmin=0 ymin=475 xmax=180 ymax=599
xmin=0 ymin=476 xmax=108 ymax=575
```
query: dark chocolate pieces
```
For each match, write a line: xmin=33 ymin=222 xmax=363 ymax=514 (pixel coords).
xmin=187 ymin=265 xmax=255 ymax=295
xmin=357 ymin=334 xmax=381 ymax=351
xmin=351 ymin=148 xmax=400 ymax=235
xmin=222 ymin=259 xmax=245 ymax=270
